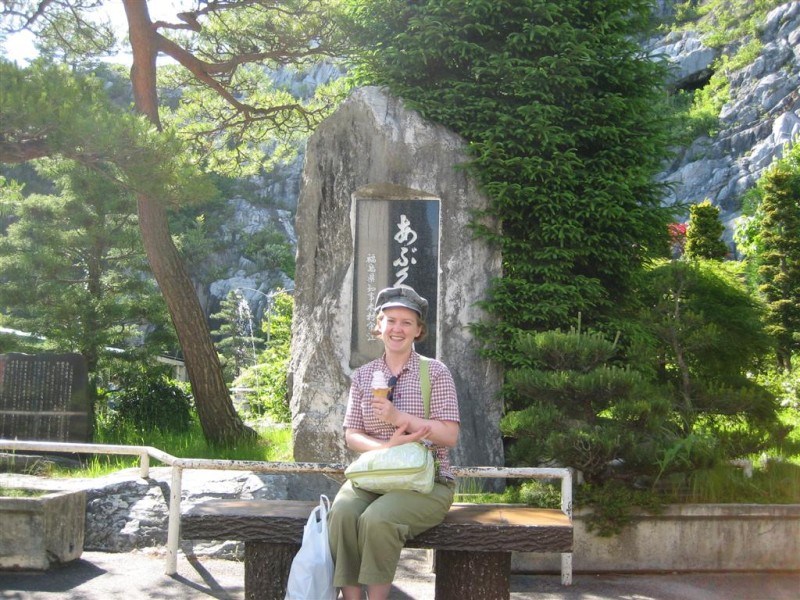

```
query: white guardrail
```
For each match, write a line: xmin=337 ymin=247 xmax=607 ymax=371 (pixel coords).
xmin=0 ymin=439 xmax=574 ymax=585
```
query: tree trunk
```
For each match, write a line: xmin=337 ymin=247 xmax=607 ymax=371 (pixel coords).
xmin=123 ymin=0 xmax=251 ymax=444
xmin=136 ymin=194 xmax=251 ymax=443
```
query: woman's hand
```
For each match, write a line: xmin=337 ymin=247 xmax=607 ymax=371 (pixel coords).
xmin=371 ymin=393 xmax=398 ymax=424
xmin=385 ymin=422 xmax=431 ymax=448
xmin=371 ymin=392 xmax=459 ymax=448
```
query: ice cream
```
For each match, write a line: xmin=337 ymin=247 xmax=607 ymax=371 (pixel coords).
xmin=372 ymin=371 xmax=390 ymax=399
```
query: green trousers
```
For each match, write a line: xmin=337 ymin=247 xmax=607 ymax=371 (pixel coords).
xmin=327 ymin=480 xmax=454 ymax=586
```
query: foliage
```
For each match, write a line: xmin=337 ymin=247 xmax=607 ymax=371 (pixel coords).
xmin=684 ymin=200 xmax=729 ymax=260
xmin=637 ymin=259 xmax=781 ymax=453
xmin=684 ymin=67 xmax=730 ymax=138
xmin=667 ymin=32 xmax=759 ymax=140
xmin=457 ymin=458 xmax=800 ymax=535
xmin=346 ymin=0 xmax=676 ymax=361
xmin=683 ymin=40 xmax=762 ymax=139
xmin=171 ymin=209 xmax=229 ymax=285
xmin=670 ymin=0 xmax=780 ymax=138
xmin=577 ymin=480 xmax=665 ymax=536
xmin=502 ymin=261 xmax=788 ymax=530
xmin=752 ymin=140 xmax=800 ymax=371
xmin=0 ymin=1 xmax=350 ymax=446
xmin=148 ymin=1 xmax=352 ymax=177
xmin=690 ymin=52 xmax=767 ymax=139
xmin=677 ymin=0 xmax=786 ymax=49
xmin=233 ymin=291 xmax=294 ymax=423
xmin=759 ymin=364 xmax=800 ymax=411
xmin=501 ymin=323 xmax=677 ymax=485
xmin=680 ymin=461 xmax=800 ymax=504
xmin=244 ymin=227 xmax=296 ymax=279
xmin=0 ymin=325 xmax=51 ymax=354
xmin=0 ymin=60 xmax=217 ymax=207
xmin=0 ymin=159 xmax=175 ymax=373
xmin=99 ymin=362 xmax=194 ymax=436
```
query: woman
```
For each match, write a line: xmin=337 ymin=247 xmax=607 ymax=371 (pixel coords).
xmin=328 ymin=285 xmax=460 ymax=600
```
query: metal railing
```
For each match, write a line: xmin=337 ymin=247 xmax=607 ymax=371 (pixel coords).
xmin=0 ymin=439 xmax=574 ymax=585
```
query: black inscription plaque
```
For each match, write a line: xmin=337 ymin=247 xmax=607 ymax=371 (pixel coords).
xmin=0 ymin=353 xmax=91 ymax=442
xmin=351 ymin=195 xmax=440 ymax=367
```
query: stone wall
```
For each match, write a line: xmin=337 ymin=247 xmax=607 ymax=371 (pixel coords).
xmin=289 ymin=86 xmax=504 ymax=470
xmin=514 ymin=503 xmax=800 ymax=573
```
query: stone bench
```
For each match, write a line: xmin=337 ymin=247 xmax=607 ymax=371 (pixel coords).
xmin=182 ymin=499 xmax=573 ymax=600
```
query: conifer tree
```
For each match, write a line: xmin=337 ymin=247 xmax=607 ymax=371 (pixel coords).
xmin=684 ymin=200 xmax=729 ymax=260
xmin=501 ymin=324 xmax=673 ymax=484
xmin=754 ymin=144 xmax=800 ymax=371
xmin=1 ymin=0 xmax=348 ymax=445
xmin=0 ymin=159 xmax=173 ymax=374
xmin=638 ymin=258 xmax=778 ymax=454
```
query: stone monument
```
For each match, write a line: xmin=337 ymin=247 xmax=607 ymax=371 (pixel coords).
xmin=0 ymin=352 xmax=91 ymax=442
xmin=290 ymin=86 xmax=504 ymax=470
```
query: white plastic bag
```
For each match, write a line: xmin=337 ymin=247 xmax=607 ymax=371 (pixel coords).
xmin=285 ymin=494 xmax=336 ymax=600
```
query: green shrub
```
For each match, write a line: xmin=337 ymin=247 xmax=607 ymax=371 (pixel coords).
xmin=501 ymin=322 xmax=678 ymax=485
xmin=637 ymin=258 xmax=779 ymax=445
xmin=577 ymin=480 xmax=664 ymax=537
xmin=100 ymin=363 xmax=194 ymax=435
xmin=685 ymin=200 xmax=729 ymax=260
xmin=244 ymin=227 xmax=296 ymax=279
xmin=347 ymin=0 xmax=675 ymax=360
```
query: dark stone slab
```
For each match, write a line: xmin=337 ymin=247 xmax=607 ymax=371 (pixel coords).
xmin=0 ymin=353 xmax=91 ymax=442
xmin=351 ymin=188 xmax=440 ymax=366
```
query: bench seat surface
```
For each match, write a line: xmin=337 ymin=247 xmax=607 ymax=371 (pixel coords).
xmin=183 ymin=500 xmax=572 ymax=553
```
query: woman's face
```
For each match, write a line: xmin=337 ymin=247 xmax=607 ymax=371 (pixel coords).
xmin=379 ymin=306 xmax=423 ymax=355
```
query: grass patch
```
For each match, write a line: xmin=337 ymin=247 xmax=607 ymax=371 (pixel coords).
xmin=51 ymin=419 xmax=293 ymax=478
xmin=455 ymin=460 xmax=800 ymax=511
xmin=673 ymin=461 xmax=800 ymax=504
xmin=455 ymin=479 xmax=563 ymax=508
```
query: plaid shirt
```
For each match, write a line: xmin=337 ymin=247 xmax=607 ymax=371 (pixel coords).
xmin=344 ymin=351 xmax=460 ymax=480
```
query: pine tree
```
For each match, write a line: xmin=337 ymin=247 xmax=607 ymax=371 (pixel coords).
xmin=500 ymin=323 xmax=673 ymax=484
xmin=755 ymin=144 xmax=800 ymax=371
xmin=684 ymin=200 xmax=729 ymax=260
xmin=0 ymin=159 xmax=173 ymax=373
xmin=638 ymin=258 xmax=778 ymax=453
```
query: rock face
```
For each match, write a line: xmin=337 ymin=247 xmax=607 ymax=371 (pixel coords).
xmin=652 ymin=2 xmax=800 ymax=243
xmin=290 ymin=86 xmax=504 ymax=470
xmin=201 ymin=199 xmax=296 ymax=323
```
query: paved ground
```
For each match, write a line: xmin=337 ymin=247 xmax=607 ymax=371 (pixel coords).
xmin=0 ymin=549 xmax=798 ymax=600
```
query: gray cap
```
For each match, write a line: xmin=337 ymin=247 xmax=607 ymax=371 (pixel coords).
xmin=375 ymin=285 xmax=428 ymax=320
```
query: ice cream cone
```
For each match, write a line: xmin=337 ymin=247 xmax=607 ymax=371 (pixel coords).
xmin=373 ymin=387 xmax=390 ymax=398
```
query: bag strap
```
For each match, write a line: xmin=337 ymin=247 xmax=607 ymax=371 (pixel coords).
xmin=419 ymin=356 xmax=430 ymax=419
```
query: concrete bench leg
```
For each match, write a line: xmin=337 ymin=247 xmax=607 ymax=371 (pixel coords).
xmin=434 ymin=549 xmax=511 ymax=600
xmin=244 ymin=541 xmax=300 ymax=600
